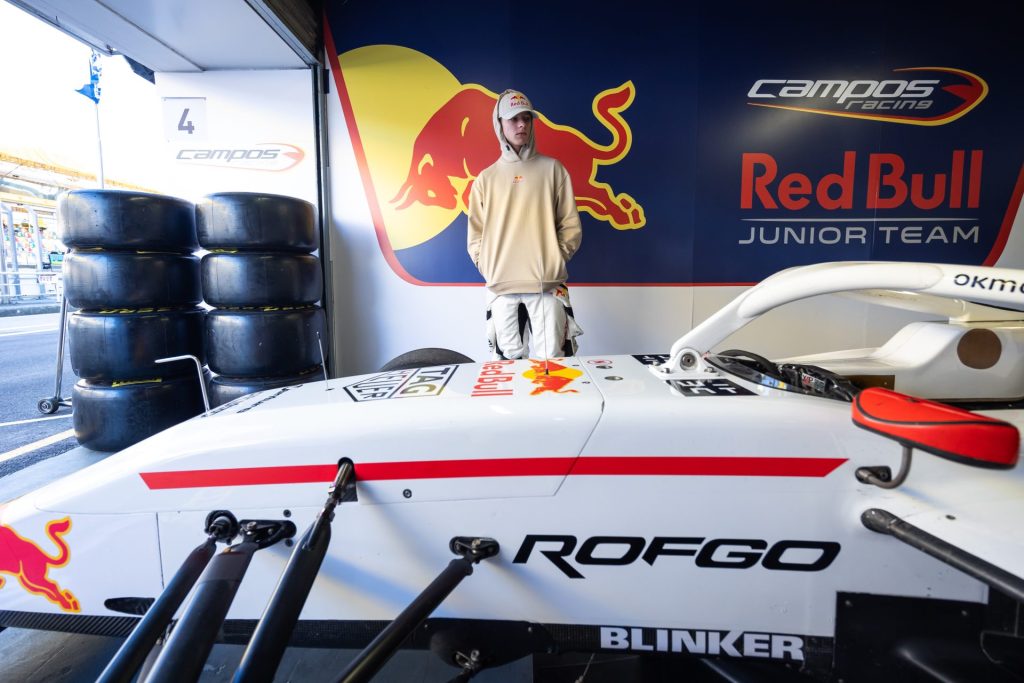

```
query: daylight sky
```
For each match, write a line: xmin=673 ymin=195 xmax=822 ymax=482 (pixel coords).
xmin=0 ymin=1 xmax=166 ymax=190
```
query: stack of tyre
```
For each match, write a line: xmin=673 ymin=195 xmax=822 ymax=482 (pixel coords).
xmin=61 ymin=190 xmax=206 ymax=452
xmin=197 ymin=193 xmax=326 ymax=407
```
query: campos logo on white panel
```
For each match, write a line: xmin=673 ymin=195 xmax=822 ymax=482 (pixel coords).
xmin=174 ymin=142 xmax=305 ymax=172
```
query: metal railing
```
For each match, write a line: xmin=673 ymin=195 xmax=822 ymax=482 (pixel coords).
xmin=1 ymin=200 xmax=63 ymax=305
xmin=0 ymin=267 xmax=62 ymax=304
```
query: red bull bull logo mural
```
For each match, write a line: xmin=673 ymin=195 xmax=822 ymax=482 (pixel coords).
xmin=391 ymin=82 xmax=644 ymax=230
xmin=324 ymin=35 xmax=652 ymax=286
xmin=325 ymin=3 xmax=1023 ymax=284
xmin=522 ymin=360 xmax=583 ymax=396
xmin=0 ymin=517 xmax=80 ymax=612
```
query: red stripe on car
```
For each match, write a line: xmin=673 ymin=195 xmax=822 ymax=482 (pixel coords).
xmin=139 ymin=456 xmax=846 ymax=489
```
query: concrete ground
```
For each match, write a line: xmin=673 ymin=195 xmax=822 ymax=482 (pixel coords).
xmin=0 ymin=311 xmax=79 ymax=478
xmin=0 ymin=299 xmax=61 ymax=318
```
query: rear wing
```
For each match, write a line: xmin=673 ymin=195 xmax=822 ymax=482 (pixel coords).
xmin=663 ymin=262 xmax=1024 ymax=373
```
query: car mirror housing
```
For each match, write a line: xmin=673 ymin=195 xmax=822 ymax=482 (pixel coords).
xmin=852 ymin=387 xmax=1019 ymax=479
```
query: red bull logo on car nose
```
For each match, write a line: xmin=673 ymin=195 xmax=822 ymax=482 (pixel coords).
xmin=0 ymin=517 xmax=80 ymax=612
xmin=523 ymin=360 xmax=583 ymax=395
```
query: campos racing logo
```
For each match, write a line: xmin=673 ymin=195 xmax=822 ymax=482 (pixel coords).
xmin=0 ymin=517 xmax=80 ymax=612
xmin=175 ymin=143 xmax=305 ymax=171
xmin=514 ymin=534 xmax=840 ymax=579
xmin=747 ymin=67 xmax=987 ymax=126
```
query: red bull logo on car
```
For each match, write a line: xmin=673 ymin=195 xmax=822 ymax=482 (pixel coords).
xmin=523 ymin=360 xmax=583 ymax=395
xmin=0 ymin=517 xmax=80 ymax=612
xmin=472 ymin=360 xmax=516 ymax=397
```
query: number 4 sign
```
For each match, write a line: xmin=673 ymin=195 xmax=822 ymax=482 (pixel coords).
xmin=162 ymin=97 xmax=207 ymax=141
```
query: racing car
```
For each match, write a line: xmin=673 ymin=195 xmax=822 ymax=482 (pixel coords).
xmin=1 ymin=260 xmax=1022 ymax=682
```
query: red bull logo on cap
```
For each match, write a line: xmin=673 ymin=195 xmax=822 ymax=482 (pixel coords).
xmin=0 ymin=517 xmax=80 ymax=612
xmin=523 ymin=360 xmax=583 ymax=395
xmin=507 ymin=92 xmax=530 ymax=109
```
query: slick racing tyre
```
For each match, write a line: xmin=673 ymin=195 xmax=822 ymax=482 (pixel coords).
xmin=63 ymin=251 xmax=201 ymax=310
xmin=196 ymin=193 xmax=317 ymax=252
xmin=69 ymin=307 xmax=205 ymax=381
xmin=72 ymin=375 xmax=206 ymax=452
xmin=59 ymin=190 xmax=197 ymax=252
xmin=379 ymin=347 xmax=474 ymax=372
xmin=208 ymin=367 xmax=322 ymax=408
xmin=201 ymin=252 xmax=322 ymax=307
xmin=205 ymin=306 xmax=326 ymax=377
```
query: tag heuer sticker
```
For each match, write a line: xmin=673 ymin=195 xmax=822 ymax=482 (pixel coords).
xmin=344 ymin=365 xmax=458 ymax=401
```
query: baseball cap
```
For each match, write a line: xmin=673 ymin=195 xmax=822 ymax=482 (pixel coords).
xmin=497 ymin=90 xmax=535 ymax=119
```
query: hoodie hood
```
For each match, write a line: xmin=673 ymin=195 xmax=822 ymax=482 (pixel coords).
xmin=493 ymin=89 xmax=538 ymax=162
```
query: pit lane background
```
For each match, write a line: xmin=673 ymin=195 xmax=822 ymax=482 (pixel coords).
xmin=331 ymin=3 xmax=1022 ymax=372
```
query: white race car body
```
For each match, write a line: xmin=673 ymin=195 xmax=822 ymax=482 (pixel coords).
xmin=2 ymin=261 xmax=1023 ymax=679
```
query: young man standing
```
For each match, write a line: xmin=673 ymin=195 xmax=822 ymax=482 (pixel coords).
xmin=467 ymin=89 xmax=583 ymax=359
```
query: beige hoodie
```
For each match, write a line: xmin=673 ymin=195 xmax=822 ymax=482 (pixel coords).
xmin=466 ymin=93 xmax=582 ymax=295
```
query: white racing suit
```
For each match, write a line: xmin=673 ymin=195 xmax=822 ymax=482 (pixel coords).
xmin=486 ymin=285 xmax=583 ymax=360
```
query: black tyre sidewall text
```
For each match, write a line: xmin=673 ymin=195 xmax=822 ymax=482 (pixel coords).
xmin=72 ymin=376 xmax=205 ymax=452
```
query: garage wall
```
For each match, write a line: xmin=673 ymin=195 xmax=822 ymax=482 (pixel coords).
xmin=154 ymin=70 xmax=317 ymax=205
xmin=324 ymin=1 xmax=1024 ymax=375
